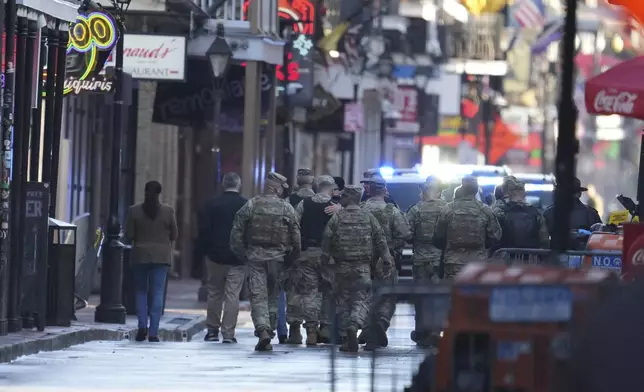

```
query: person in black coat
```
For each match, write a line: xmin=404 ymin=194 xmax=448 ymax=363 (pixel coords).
xmin=198 ymin=172 xmax=248 ymax=343
xmin=543 ymin=177 xmax=602 ymax=237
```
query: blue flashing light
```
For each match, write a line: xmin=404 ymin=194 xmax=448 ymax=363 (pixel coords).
xmin=379 ymin=166 xmax=395 ymax=178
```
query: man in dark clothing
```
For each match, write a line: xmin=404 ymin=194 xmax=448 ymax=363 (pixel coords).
xmin=543 ymin=177 xmax=602 ymax=237
xmin=493 ymin=177 xmax=549 ymax=251
xmin=199 ymin=172 xmax=248 ymax=343
xmin=360 ymin=170 xmax=399 ymax=207
xmin=332 ymin=176 xmax=345 ymax=203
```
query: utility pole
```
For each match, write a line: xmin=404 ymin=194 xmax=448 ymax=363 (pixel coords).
xmin=552 ymin=0 xmax=578 ymax=254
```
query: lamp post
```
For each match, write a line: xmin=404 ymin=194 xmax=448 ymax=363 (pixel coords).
xmin=95 ymin=0 xmax=131 ymax=324
xmin=207 ymin=23 xmax=232 ymax=192
xmin=197 ymin=24 xmax=231 ymax=303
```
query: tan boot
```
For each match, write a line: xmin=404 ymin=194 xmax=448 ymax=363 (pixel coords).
xmin=305 ymin=326 xmax=318 ymax=346
xmin=286 ymin=322 xmax=303 ymax=344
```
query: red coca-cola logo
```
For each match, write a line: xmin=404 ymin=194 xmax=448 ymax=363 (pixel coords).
xmin=593 ymin=90 xmax=638 ymax=114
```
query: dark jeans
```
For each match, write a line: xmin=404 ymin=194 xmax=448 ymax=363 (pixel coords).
xmin=133 ymin=263 xmax=169 ymax=337
xmin=277 ymin=290 xmax=287 ymax=336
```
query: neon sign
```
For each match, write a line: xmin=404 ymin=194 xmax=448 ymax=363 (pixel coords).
xmin=276 ymin=53 xmax=299 ymax=82
xmin=42 ymin=10 xmax=118 ymax=96
xmin=242 ymin=0 xmax=315 ymax=36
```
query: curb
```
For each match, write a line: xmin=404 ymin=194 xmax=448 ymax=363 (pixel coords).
xmin=0 ymin=316 xmax=206 ymax=364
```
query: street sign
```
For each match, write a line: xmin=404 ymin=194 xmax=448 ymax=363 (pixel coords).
xmin=343 ymin=102 xmax=364 ymax=132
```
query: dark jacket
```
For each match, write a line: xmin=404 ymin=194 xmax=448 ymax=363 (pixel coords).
xmin=543 ymin=198 xmax=602 ymax=234
xmin=198 ymin=191 xmax=248 ymax=265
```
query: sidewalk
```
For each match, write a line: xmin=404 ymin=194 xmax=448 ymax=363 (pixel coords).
xmin=0 ymin=278 xmax=252 ymax=363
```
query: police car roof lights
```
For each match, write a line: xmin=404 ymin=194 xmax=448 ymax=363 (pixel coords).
xmin=525 ymin=183 xmax=554 ymax=192
xmin=477 ymin=176 xmax=503 ymax=186
xmin=379 ymin=166 xmax=395 ymax=179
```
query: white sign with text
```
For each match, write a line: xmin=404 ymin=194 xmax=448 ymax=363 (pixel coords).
xmin=107 ymin=34 xmax=187 ymax=81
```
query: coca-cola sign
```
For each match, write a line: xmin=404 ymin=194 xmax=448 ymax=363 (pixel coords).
xmin=593 ymin=89 xmax=638 ymax=115
xmin=106 ymin=34 xmax=187 ymax=81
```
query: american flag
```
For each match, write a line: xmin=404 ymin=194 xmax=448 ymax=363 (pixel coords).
xmin=510 ymin=0 xmax=545 ymax=29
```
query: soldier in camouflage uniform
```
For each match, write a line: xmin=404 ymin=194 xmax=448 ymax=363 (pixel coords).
xmin=288 ymin=168 xmax=316 ymax=207
xmin=230 ymin=172 xmax=301 ymax=351
xmin=433 ymin=176 xmax=502 ymax=280
xmin=407 ymin=177 xmax=447 ymax=281
xmin=361 ymin=176 xmax=411 ymax=350
xmin=320 ymin=185 xmax=392 ymax=353
xmin=491 ymin=176 xmax=517 ymax=218
xmin=286 ymin=175 xmax=337 ymax=346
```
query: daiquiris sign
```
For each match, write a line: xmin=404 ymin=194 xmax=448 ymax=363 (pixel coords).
xmin=43 ymin=10 xmax=119 ymax=96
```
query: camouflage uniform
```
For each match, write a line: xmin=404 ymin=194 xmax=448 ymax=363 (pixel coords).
xmin=433 ymin=178 xmax=502 ymax=280
xmin=407 ymin=198 xmax=447 ymax=280
xmin=287 ymin=175 xmax=336 ymax=345
xmin=360 ymin=177 xmax=411 ymax=349
xmin=230 ymin=172 xmax=301 ymax=351
xmin=321 ymin=185 xmax=392 ymax=352
xmin=490 ymin=176 xmax=517 ymax=221
xmin=288 ymin=168 xmax=315 ymax=207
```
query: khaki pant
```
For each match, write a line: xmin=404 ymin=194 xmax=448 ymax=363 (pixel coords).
xmin=206 ymin=261 xmax=247 ymax=339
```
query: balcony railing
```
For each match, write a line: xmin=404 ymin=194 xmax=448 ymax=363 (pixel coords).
xmin=191 ymin=0 xmax=278 ymax=35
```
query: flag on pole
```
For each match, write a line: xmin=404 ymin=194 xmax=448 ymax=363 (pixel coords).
xmin=531 ymin=18 xmax=564 ymax=54
xmin=510 ymin=0 xmax=546 ymax=29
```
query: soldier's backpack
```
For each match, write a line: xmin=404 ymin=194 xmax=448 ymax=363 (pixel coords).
xmin=246 ymin=196 xmax=291 ymax=247
xmin=367 ymin=203 xmax=396 ymax=242
xmin=416 ymin=200 xmax=445 ymax=243
xmin=500 ymin=203 xmax=541 ymax=249
xmin=334 ymin=209 xmax=373 ymax=262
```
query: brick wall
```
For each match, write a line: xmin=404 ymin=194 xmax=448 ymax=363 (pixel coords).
xmin=134 ymin=81 xmax=180 ymax=210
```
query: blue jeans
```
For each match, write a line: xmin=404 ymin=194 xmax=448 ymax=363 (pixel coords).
xmin=277 ymin=290 xmax=287 ymax=336
xmin=133 ymin=264 xmax=169 ymax=337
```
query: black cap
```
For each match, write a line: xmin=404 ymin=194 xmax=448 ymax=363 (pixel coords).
xmin=333 ymin=176 xmax=345 ymax=191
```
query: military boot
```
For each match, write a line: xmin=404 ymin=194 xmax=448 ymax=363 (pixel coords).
xmin=286 ymin=323 xmax=303 ymax=344
xmin=339 ymin=337 xmax=349 ymax=352
xmin=305 ymin=325 xmax=318 ymax=346
xmin=363 ymin=322 xmax=388 ymax=351
xmin=317 ymin=324 xmax=331 ymax=344
xmin=358 ymin=328 xmax=369 ymax=345
xmin=346 ymin=327 xmax=359 ymax=352
xmin=255 ymin=330 xmax=273 ymax=351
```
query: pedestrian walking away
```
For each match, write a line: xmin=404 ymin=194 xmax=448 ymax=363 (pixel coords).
xmin=406 ymin=176 xmax=447 ymax=346
xmin=492 ymin=177 xmax=549 ymax=253
xmin=320 ymin=185 xmax=393 ymax=353
xmin=230 ymin=172 xmax=301 ymax=351
xmin=433 ymin=176 xmax=502 ymax=279
xmin=360 ymin=176 xmax=411 ymax=350
xmin=125 ymin=181 xmax=178 ymax=342
xmin=198 ymin=173 xmax=248 ymax=343
xmin=287 ymin=175 xmax=337 ymax=346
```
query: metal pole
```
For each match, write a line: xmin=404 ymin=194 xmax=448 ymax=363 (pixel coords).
xmin=8 ymin=8 xmax=28 ymax=332
xmin=379 ymin=115 xmax=386 ymax=166
xmin=482 ymin=98 xmax=492 ymax=164
xmin=95 ymin=20 xmax=126 ymax=324
xmin=265 ymin=65 xmax=277 ymax=174
xmin=0 ymin=0 xmax=9 ymax=336
xmin=49 ymin=24 xmax=67 ymax=217
xmin=212 ymin=87 xmax=222 ymax=193
xmin=41 ymin=22 xmax=57 ymax=188
xmin=16 ymin=10 xmax=37 ymax=329
xmin=30 ymin=16 xmax=47 ymax=182
xmin=552 ymin=0 xmax=578 ymax=254
xmin=541 ymin=65 xmax=549 ymax=174
xmin=283 ymin=26 xmax=293 ymax=187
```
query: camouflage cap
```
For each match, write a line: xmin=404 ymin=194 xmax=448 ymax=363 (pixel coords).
xmin=363 ymin=169 xmax=380 ymax=179
xmin=505 ymin=176 xmax=525 ymax=192
xmin=266 ymin=171 xmax=289 ymax=188
xmin=297 ymin=168 xmax=313 ymax=177
xmin=316 ymin=175 xmax=336 ymax=188
xmin=343 ymin=185 xmax=363 ymax=199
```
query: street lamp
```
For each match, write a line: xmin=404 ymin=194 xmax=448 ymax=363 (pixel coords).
xmin=207 ymin=23 xmax=232 ymax=190
xmin=95 ymin=0 xmax=131 ymax=324
xmin=197 ymin=23 xmax=232 ymax=303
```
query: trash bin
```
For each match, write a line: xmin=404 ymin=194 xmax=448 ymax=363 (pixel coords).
xmin=46 ymin=218 xmax=77 ymax=327
xmin=122 ymin=245 xmax=169 ymax=317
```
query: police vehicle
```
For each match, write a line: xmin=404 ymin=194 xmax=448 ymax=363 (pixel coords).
xmin=513 ymin=173 xmax=555 ymax=211
xmin=375 ymin=164 xmax=512 ymax=278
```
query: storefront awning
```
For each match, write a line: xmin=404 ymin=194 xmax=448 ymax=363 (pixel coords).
xmin=18 ymin=0 xmax=80 ymax=22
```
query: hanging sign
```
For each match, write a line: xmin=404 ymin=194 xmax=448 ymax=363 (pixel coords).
xmin=42 ymin=10 xmax=119 ymax=96
xmin=242 ymin=0 xmax=315 ymax=107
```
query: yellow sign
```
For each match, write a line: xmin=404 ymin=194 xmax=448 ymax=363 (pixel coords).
xmin=608 ymin=210 xmax=631 ymax=225
xmin=461 ymin=0 xmax=507 ymax=15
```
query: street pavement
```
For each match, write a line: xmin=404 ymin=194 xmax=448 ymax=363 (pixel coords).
xmin=0 ymin=305 xmax=430 ymax=392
